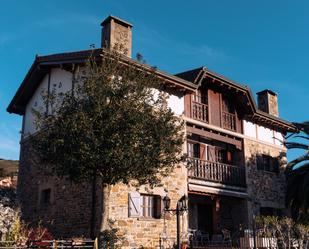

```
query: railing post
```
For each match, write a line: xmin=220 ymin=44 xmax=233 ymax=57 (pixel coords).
xmin=188 ymin=157 xmax=246 ymax=187
xmin=94 ymin=238 xmax=98 ymax=249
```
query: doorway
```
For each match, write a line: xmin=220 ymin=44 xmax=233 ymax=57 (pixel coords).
xmin=197 ymin=203 xmax=213 ymax=234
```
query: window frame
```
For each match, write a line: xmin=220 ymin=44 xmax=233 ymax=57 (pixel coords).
xmin=128 ymin=192 xmax=162 ymax=219
xmin=40 ymin=188 xmax=51 ymax=207
xmin=256 ymin=154 xmax=280 ymax=173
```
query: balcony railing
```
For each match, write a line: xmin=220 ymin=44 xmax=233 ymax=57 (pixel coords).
xmin=188 ymin=157 xmax=246 ymax=187
xmin=191 ymin=100 xmax=209 ymax=123
xmin=222 ymin=111 xmax=236 ymax=131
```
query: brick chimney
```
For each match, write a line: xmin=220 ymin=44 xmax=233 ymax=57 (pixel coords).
xmin=101 ymin=15 xmax=133 ymax=57
xmin=256 ymin=89 xmax=279 ymax=117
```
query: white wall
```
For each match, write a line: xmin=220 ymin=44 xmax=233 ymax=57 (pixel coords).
xmin=23 ymin=72 xmax=184 ymax=137
xmin=23 ymin=74 xmax=50 ymax=135
xmin=23 ymin=68 xmax=73 ymax=137
xmin=167 ymin=94 xmax=184 ymax=115
xmin=257 ymin=125 xmax=274 ymax=144
xmin=274 ymin=131 xmax=284 ymax=146
xmin=48 ymin=68 xmax=73 ymax=113
xmin=151 ymin=88 xmax=184 ymax=115
xmin=243 ymin=120 xmax=256 ymax=138
xmin=243 ymin=120 xmax=284 ymax=147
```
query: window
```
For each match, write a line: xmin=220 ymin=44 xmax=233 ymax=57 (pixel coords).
xmin=40 ymin=188 xmax=51 ymax=206
xmin=257 ymin=154 xmax=279 ymax=173
xmin=221 ymin=95 xmax=235 ymax=114
xmin=128 ymin=192 xmax=161 ymax=219
xmin=188 ymin=142 xmax=235 ymax=165
xmin=187 ymin=142 xmax=200 ymax=158
xmin=192 ymin=92 xmax=208 ymax=105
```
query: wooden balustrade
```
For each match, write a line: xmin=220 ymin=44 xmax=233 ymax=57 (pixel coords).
xmin=188 ymin=158 xmax=246 ymax=187
xmin=221 ymin=111 xmax=236 ymax=131
xmin=191 ymin=101 xmax=209 ymax=123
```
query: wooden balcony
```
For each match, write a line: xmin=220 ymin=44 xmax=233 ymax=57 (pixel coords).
xmin=191 ymin=100 xmax=209 ymax=123
xmin=188 ymin=157 xmax=246 ymax=187
xmin=222 ymin=111 xmax=236 ymax=131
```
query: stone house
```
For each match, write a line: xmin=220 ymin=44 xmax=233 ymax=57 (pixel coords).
xmin=7 ymin=16 xmax=297 ymax=248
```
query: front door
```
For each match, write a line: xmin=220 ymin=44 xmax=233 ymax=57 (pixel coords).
xmin=197 ymin=204 xmax=213 ymax=234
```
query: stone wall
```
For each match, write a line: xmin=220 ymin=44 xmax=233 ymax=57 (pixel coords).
xmin=268 ymin=94 xmax=279 ymax=117
xmin=18 ymin=140 xmax=188 ymax=247
xmin=18 ymin=140 xmax=103 ymax=238
xmin=244 ymin=138 xmax=287 ymax=220
xmin=109 ymin=164 xmax=188 ymax=248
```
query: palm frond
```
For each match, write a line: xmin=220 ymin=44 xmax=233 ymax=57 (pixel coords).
xmin=284 ymin=142 xmax=309 ymax=150
xmin=286 ymin=154 xmax=309 ymax=173
xmin=292 ymin=122 xmax=309 ymax=135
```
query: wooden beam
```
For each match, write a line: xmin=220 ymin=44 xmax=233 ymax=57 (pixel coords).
xmin=186 ymin=125 xmax=242 ymax=149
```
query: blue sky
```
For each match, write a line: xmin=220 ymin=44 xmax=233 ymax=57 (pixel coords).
xmin=0 ymin=0 xmax=308 ymax=160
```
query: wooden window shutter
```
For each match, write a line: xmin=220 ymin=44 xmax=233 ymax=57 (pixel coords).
xmin=272 ymin=158 xmax=280 ymax=173
xmin=153 ymin=195 xmax=162 ymax=219
xmin=187 ymin=142 xmax=194 ymax=158
xmin=256 ymin=155 xmax=263 ymax=170
xmin=208 ymin=146 xmax=216 ymax=162
xmin=200 ymin=144 xmax=206 ymax=160
xmin=128 ymin=192 xmax=141 ymax=217
xmin=264 ymin=155 xmax=271 ymax=171
xmin=227 ymin=150 xmax=233 ymax=164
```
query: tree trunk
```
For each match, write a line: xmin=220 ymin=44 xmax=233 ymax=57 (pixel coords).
xmin=100 ymin=184 xmax=111 ymax=232
xmin=90 ymin=173 xmax=97 ymax=238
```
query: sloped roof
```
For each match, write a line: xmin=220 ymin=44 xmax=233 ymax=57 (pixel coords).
xmin=7 ymin=49 xmax=296 ymax=132
xmin=176 ymin=67 xmax=297 ymax=133
xmin=7 ymin=49 xmax=197 ymax=115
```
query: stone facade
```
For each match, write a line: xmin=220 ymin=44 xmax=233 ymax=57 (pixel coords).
xmin=18 ymin=138 xmax=188 ymax=247
xmin=18 ymin=140 xmax=103 ymax=237
xmin=268 ymin=93 xmax=279 ymax=117
xmin=257 ymin=90 xmax=279 ymax=117
xmin=109 ymin=164 xmax=188 ymax=248
xmin=101 ymin=16 xmax=132 ymax=57
xmin=244 ymin=138 xmax=287 ymax=221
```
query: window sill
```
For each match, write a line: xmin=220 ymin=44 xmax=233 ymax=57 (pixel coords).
xmin=137 ymin=217 xmax=161 ymax=221
xmin=257 ymin=170 xmax=280 ymax=175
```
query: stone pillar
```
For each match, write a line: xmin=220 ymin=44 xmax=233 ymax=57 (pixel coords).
xmin=100 ymin=15 xmax=133 ymax=57
xmin=212 ymin=197 xmax=221 ymax=233
xmin=256 ymin=89 xmax=279 ymax=117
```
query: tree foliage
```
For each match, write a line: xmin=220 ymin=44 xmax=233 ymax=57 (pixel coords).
xmin=255 ymin=216 xmax=309 ymax=249
xmin=31 ymin=49 xmax=184 ymax=187
xmin=284 ymin=122 xmax=309 ymax=220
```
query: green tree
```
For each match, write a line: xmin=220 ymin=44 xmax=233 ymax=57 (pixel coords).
xmin=31 ymin=49 xmax=184 ymax=235
xmin=284 ymin=122 xmax=309 ymax=221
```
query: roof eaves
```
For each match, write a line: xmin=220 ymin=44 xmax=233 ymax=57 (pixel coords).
xmin=7 ymin=49 xmax=197 ymax=115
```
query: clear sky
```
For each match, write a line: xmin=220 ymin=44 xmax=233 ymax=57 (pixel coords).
xmin=0 ymin=0 xmax=308 ymax=160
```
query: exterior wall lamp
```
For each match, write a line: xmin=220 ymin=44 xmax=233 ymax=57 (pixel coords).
xmin=163 ymin=195 xmax=188 ymax=249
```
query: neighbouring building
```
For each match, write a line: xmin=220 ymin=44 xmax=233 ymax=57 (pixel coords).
xmin=0 ymin=159 xmax=18 ymax=189
xmin=7 ymin=16 xmax=297 ymax=248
